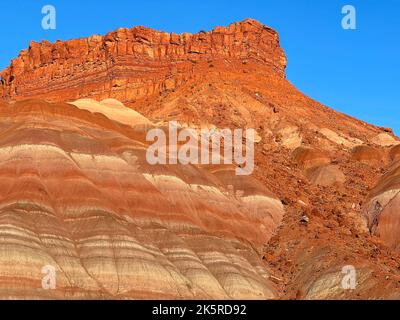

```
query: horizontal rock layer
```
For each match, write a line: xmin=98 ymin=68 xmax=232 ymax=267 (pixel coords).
xmin=0 ymin=19 xmax=286 ymax=104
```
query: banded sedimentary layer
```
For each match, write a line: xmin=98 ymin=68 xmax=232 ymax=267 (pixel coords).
xmin=363 ymin=152 xmax=400 ymax=250
xmin=0 ymin=99 xmax=283 ymax=299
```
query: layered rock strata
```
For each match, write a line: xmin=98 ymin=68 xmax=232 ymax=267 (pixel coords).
xmin=0 ymin=19 xmax=286 ymax=103
xmin=0 ymin=99 xmax=283 ymax=299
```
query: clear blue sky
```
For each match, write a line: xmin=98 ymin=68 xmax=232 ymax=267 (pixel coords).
xmin=1 ymin=0 xmax=399 ymax=134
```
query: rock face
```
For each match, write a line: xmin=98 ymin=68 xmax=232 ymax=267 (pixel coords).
xmin=0 ymin=19 xmax=286 ymax=103
xmin=351 ymin=145 xmax=384 ymax=166
xmin=390 ymin=145 xmax=400 ymax=162
xmin=292 ymin=147 xmax=331 ymax=170
xmin=0 ymin=99 xmax=283 ymax=299
xmin=2 ymin=19 xmax=400 ymax=300
xmin=363 ymin=162 xmax=400 ymax=250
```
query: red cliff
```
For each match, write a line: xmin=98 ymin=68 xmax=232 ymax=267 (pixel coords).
xmin=0 ymin=19 xmax=286 ymax=103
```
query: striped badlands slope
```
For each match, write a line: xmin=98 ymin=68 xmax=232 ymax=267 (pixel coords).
xmin=0 ymin=99 xmax=284 ymax=299
xmin=363 ymin=157 xmax=400 ymax=250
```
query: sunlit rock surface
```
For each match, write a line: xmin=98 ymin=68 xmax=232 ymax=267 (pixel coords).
xmin=1 ymin=19 xmax=400 ymax=300
xmin=0 ymin=19 xmax=286 ymax=103
xmin=0 ymin=99 xmax=283 ymax=299
xmin=363 ymin=161 xmax=400 ymax=250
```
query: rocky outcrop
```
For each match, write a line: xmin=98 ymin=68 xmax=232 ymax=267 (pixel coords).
xmin=390 ymin=145 xmax=400 ymax=162
xmin=306 ymin=165 xmax=346 ymax=187
xmin=363 ymin=162 xmax=400 ymax=250
xmin=70 ymin=98 xmax=153 ymax=127
xmin=351 ymin=145 xmax=384 ymax=166
xmin=291 ymin=147 xmax=345 ymax=187
xmin=372 ymin=133 xmax=400 ymax=147
xmin=0 ymin=19 xmax=286 ymax=104
xmin=292 ymin=147 xmax=331 ymax=170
